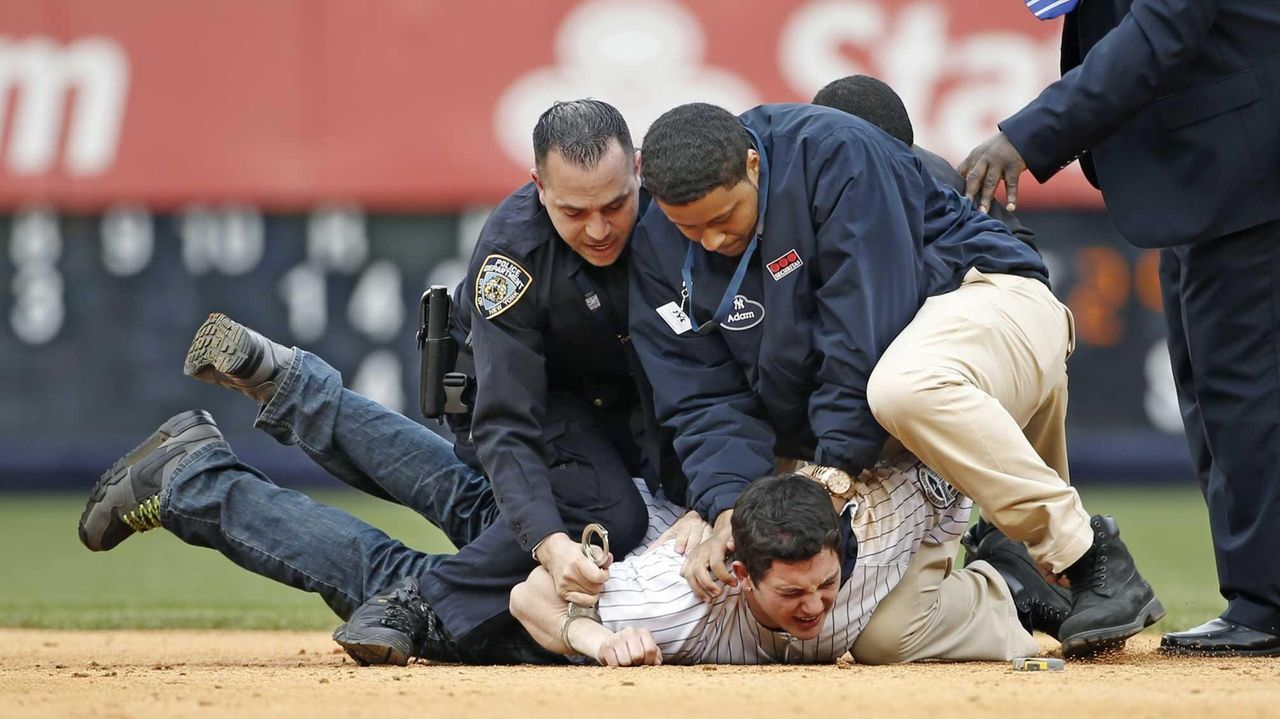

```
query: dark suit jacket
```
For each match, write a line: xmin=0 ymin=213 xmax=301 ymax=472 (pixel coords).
xmin=1000 ymin=0 xmax=1280 ymax=247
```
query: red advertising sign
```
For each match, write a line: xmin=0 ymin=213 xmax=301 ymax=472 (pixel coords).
xmin=0 ymin=0 xmax=1098 ymax=211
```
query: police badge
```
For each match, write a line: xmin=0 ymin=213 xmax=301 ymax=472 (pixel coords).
xmin=915 ymin=463 xmax=959 ymax=509
xmin=474 ymin=254 xmax=532 ymax=320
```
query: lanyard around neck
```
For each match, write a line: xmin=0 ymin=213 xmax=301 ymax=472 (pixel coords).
xmin=679 ymin=128 xmax=769 ymax=335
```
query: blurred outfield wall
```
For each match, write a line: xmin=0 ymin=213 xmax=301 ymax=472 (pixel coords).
xmin=0 ymin=1 xmax=1194 ymax=488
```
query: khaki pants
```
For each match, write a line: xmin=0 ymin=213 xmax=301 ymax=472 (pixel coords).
xmin=852 ymin=540 xmax=1038 ymax=663
xmin=866 ymin=269 xmax=1092 ymax=574
xmin=851 ymin=269 xmax=1090 ymax=663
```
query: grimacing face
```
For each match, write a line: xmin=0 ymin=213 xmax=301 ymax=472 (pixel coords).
xmin=533 ymin=139 xmax=641 ymax=267
xmin=734 ymin=547 xmax=841 ymax=640
xmin=653 ymin=149 xmax=760 ymax=258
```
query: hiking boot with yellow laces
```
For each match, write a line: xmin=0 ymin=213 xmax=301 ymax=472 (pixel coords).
xmin=78 ymin=410 xmax=225 ymax=551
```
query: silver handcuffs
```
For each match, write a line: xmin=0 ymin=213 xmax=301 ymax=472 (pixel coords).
xmin=559 ymin=523 xmax=609 ymax=650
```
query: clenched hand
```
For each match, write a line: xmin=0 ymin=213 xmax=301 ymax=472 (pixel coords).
xmin=597 ymin=627 xmax=663 ymax=667
xmin=535 ymin=532 xmax=611 ymax=607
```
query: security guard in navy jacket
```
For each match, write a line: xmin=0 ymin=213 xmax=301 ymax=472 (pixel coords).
xmin=632 ymin=103 xmax=1046 ymax=525
xmin=811 ymin=74 xmax=1040 ymax=255
xmin=962 ymin=0 xmax=1280 ymax=655
xmin=416 ymin=100 xmax=686 ymax=648
xmin=632 ymin=102 xmax=1162 ymax=660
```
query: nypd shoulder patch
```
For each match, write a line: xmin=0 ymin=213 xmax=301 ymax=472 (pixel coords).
xmin=915 ymin=463 xmax=959 ymax=509
xmin=475 ymin=254 xmax=533 ymax=320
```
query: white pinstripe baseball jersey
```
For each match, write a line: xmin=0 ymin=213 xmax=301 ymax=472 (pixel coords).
xmin=605 ymin=454 xmax=971 ymax=664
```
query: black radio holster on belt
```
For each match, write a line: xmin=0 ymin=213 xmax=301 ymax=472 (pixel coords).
xmin=418 ymin=286 xmax=471 ymax=422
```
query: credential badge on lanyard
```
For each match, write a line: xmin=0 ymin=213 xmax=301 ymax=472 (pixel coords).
xmin=655 ymin=302 xmax=692 ymax=334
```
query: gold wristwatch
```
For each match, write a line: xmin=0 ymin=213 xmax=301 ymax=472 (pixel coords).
xmin=806 ymin=465 xmax=858 ymax=501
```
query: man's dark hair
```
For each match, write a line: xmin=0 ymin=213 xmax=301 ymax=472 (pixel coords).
xmin=640 ymin=103 xmax=752 ymax=205
xmin=812 ymin=75 xmax=914 ymax=146
xmin=533 ymin=99 xmax=634 ymax=171
xmin=731 ymin=474 xmax=840 ymax=582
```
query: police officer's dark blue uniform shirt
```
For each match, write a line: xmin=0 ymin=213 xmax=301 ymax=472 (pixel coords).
xmin=629 ymin=103 xmax=1048 ymax=521
xmin=448 ymin=183 xmax=677 ymax=552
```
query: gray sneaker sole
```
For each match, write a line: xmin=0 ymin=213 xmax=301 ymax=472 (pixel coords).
xmin=184 ymin=313 xmax=255 ymax=379
xmin=78 ymin=410 xmax=218 ymax=550
xmin=1060 ymin=596 xmax=1166 ymax=659
xmin=332 ymin=624 xmax=412 ymax=667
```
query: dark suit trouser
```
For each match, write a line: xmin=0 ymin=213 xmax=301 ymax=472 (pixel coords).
xmin=1160 ymin=219 xmax=1280 ymax=635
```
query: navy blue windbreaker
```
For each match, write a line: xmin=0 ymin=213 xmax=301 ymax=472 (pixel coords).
xmin=629 ymin=103 xmax=1048 ymax=521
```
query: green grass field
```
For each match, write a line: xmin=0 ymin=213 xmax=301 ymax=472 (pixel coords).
xmin=0 ymin=485 xmax=1223 ymax=632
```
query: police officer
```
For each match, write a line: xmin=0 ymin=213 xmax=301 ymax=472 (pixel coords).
xmin=343 ymin=101 xmax=688 ymax=659
xmin=418 ymin=99 xmax=687 ymax=649
xmin=629 ymin=102 xmax=1162 ymax=659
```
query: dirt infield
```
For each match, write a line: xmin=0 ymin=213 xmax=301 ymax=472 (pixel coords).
xmin=1 ymin=629 xmax=1277 ymax=719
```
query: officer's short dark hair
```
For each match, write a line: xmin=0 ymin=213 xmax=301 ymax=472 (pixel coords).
xmin=732 ymin=474 xmax=840 ymax=582
xmin=641 ymin=103 xmax=752 ymax=206
xmin=533 ymin=99 xmax=634 ymax=171
xmin=812 ymin=75 xmax=914 ymax=147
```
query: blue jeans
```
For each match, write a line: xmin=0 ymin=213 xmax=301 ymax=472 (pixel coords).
xmin=159 ymin=350 xmax=495 ymax=620
xmin=158 ymin=350 xmax=648 ymax=640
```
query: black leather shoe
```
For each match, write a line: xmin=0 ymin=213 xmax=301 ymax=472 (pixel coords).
xmin=968 ymin=523 xmax=1071 ymax=640
xmin=1057 ymin=515 xmax=1165 ymax=658
xmin=332 ymin=577 xmax=461 ymax=666
xmin=1160 ymin=618 xmax=1280 ymax=657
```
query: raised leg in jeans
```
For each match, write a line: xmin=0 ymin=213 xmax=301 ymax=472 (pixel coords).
xmin=251 ymin=350 xmax=495 ymax=549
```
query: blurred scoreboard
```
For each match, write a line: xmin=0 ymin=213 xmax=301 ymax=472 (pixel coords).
xmin=0 ymin=208 xmax=481 ymax=488
xmin=0 ymin=207 xmax=1194 ymax=488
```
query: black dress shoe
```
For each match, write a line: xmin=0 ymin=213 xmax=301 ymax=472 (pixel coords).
xmin=1160 ymin=618 xmax=1280 ymax=657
